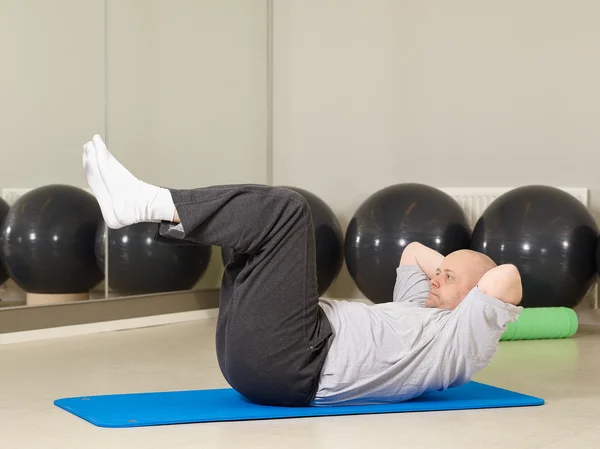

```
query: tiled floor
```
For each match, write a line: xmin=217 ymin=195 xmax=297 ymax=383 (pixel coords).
xmin=1 ymin=318 xmax=599 ymax=449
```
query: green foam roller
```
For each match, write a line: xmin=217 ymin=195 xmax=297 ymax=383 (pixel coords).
xmin=500 ymin=307 xmax=578 ymax=341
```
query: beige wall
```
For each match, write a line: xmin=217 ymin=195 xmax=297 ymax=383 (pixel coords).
xmin=106 ymin=0 xmax=268 ymax=189
xmin=106 ymin=0 xmax=268 ymax=289
xmin=273 ymin=0 xmax=600 ymax=301
xmin=107 ymin=0 xmax=267 ymax=288
xmin=4 ymin=0 xmax=600 ymax=305
xmin=0 ymin=0 xmax=105 ymax=190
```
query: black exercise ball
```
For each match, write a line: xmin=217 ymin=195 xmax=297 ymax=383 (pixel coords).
xmin=0 ymin=185 xmax=104 ymax=294
xmin=222 ymin=186 xmax=344 ymax=295
xmin=0 ymin=197 xmax=10 ymax=285
xmin=596 ymin=239 xmax=600 ymax=283
xmin=96 ymin=222 xmax=212 ymax=295
xmin=471 ymin=185 xmax=598 ymax=308
xmin=345 ymin=183 xmax=471 ymax=304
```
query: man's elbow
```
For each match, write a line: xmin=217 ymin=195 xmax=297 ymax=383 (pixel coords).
xmin=400 ymin=241 xmax=422 ymax=265
xmin=477 ymin=264 xmax=523 ymax=306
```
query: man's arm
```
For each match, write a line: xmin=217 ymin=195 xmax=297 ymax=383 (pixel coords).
xmin=400 ymin=242 xmax=444 ymax=280
xmin=477 ymin=264 xmax=522 ymax=306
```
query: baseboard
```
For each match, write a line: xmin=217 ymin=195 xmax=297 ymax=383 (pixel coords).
xmin=0 ymin=308 xmax=219 ymax=345
xmin=0 ymin=289 xmax=220 ymax=336
xmin=574 ymin=308 xmax=600 ymax=326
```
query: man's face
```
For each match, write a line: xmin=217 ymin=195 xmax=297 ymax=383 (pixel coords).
xmin=424 ymin=252 xmax=480 ymax=310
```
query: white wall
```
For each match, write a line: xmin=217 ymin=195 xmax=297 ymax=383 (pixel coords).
xmin=0 ymin=0 xmax=106 ymax=190
xmin=273 ymin=0 xmax=600 ymax=301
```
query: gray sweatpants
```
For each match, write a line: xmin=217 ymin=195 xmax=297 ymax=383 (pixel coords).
xmin=154 ymin=184 xmax=333 ymax=406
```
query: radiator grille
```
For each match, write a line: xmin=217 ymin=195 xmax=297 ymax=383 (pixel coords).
xmin=440 ymin=187 xmax=589 ymax=228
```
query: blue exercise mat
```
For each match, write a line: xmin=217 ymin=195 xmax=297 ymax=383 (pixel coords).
xmin=54 ymin=381 xmax=544 ymax=428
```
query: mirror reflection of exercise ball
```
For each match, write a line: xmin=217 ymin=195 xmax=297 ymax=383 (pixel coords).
xmin=96 ymin=222 xmax=212 ymax=295
xmin=0 ymin=197 xmax=10 ymax=285
xmin=0 ymin=185 xmax=104 ymax=304
xmin=221 ymin=186 xmax=344 ymax=296
xmin=345 ymin=183 xmax=471 ymax=304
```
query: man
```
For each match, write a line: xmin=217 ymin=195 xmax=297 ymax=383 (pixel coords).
xmin=315 ymin=243 xmax=522 ymax=405
xmin=82 ymin=135 xmax=523 ymax=408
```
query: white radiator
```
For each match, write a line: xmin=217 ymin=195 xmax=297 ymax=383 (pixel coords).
xmin=440 ymin=187 xmax=589 ymax=228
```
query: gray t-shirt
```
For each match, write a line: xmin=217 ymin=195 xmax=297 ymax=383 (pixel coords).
xmin=313 ymin=264 xmax=522 ymax=405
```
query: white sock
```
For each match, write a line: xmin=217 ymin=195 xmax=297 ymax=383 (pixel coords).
xmin=91 ymin=135 xmax=176 ymax=227
xmin=82 ymin=141 xmax=122 ymax=229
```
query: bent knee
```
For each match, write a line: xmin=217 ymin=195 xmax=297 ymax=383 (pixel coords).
xmin=276 ymin=187 xmax=310 ymax=213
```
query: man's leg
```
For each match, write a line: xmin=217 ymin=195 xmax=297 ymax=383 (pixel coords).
xmin=83 ymin=136 xmax=332 ymax=406
xmin=160 ymin=185 xmax=333 ymax=406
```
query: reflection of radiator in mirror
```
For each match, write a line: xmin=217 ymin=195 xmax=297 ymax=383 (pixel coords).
xmin=441 ymin=186 xmax=596 ymax=309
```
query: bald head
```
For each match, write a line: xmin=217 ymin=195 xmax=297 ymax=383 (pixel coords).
xmin=444 ymin=249 xmax=497 ymax=285
xmin=425 ymin=249 xmax=497 ymax=310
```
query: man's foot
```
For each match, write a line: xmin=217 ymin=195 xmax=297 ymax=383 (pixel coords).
xmin=82 ymin=135 xmax=175 ymax=228
xmin=83 ymin=140 xmax=122 ymax=228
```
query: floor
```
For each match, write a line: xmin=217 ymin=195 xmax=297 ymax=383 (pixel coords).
xmin=1 ymin=318 xmax=599 ymax=449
